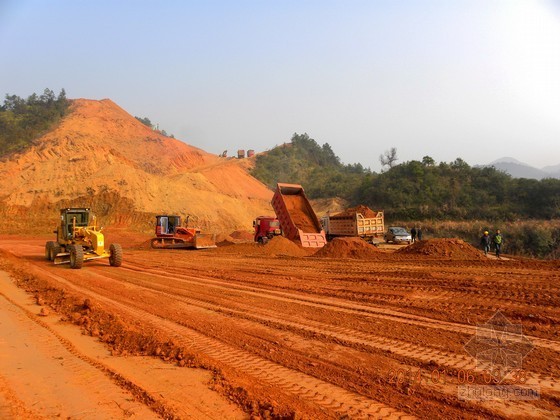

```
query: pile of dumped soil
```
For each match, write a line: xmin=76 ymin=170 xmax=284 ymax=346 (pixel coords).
xmin=397 ymin=238 xmax=485 ymax=260
xmin=331 ymin=205 xmax=379 ymax=218
xmin=261 ymin=236 xmax=310 ymax=257
xmin=212 ymin=236 xmax=310 ymax=257
xmin=313 ymin=237 xmax=382 ymax=259
xmin=229 ymin=230 xmax=254 ymax=241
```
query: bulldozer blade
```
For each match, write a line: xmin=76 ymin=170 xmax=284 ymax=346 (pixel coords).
xmin=54 ymin=253 xmax=71 ymax=265
xmin=194 ymin=234 xmax=217 ymax=249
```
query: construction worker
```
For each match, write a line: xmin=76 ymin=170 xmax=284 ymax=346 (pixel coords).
xmin=493 ymin=229 xmax=503 ymax=259
xmin=480 ymin=231 xmax=491 ymax=255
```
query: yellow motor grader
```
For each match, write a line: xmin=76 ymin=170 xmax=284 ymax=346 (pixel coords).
xmin=45 ymin=208 xmax=123 ymax=269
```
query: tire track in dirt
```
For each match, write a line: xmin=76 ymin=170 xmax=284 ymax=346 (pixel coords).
xmin=120 ymin=262 xmax=560 ymax=354
xmin=7 ymin=245 xmax=559 ymax=418
xmin=0 ymin=289 xmax=162 ymax=419
xmin=23 ymin=263 xmax=415 ymax=419
xmin=105 ymin=266 xmax=560 ymax=400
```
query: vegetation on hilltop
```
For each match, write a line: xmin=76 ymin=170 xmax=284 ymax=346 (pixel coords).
xmin=356 ymin=159 xmax=560 ymax=220
xmin=134 ymin=115 xmax=174 ymax=138
xmin=251 ymin=133 xmax=368 ymax=199
xmin=0 ymin=88 xmax=69 ymax=157
xmin=252 ymin=133 xmax=560 ymax=221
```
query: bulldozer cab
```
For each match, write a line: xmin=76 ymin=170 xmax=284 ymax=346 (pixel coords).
xmin=155 ymin=215 xmax=181 ymax=237
xmin=59 ymin=208 xmax=91 ymax=240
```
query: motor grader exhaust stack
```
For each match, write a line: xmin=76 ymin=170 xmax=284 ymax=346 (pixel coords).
xmin=150 ymin=215 xmax=216 ymax=249
xmin=45 ymin=208 xmax=123 ymax=269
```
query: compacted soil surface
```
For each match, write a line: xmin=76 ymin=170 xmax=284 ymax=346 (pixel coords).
xmin=0 ymin=234 xmax=559 ymax=419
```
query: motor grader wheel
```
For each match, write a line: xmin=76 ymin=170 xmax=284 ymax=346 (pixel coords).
xmin=69 ymin=244 xmax=84 ymax=269
xmin=45 ymin=241 xmax=55 ymax=261
xmin=109 ymin=243 xmax=123 ymax=267
xmin=51 ymin=243 xmax=61 ymax=260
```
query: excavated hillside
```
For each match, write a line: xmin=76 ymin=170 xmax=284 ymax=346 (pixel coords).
xmin=0 ymin=99 xmax=273 ymax=233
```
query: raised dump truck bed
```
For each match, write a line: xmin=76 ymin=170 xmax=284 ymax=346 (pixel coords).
xmin=321 ymin=206 xmax=384 ymax=243
xmin=271 ymin=183 xmax=326 ymax=248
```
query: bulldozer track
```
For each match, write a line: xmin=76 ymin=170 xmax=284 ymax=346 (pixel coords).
xmin=98 ymin=266 xmax=560 ymax=399
xmin=2 ymin=240 xmax=559 ymax=419
xmin=22 ymin=264 xmax=414 ymax=419
xmin=119 ymin=262 xmax=560 ymax=354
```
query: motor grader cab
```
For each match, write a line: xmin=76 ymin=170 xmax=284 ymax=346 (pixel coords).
xmin=151 ymin=215 xmax=216 ymax=249
xmin=45 ymin=208 xmax=123 ymax=269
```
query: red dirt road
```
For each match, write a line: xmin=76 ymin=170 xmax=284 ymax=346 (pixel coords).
xmin=0 ymin=236 xmax=559 ymax=419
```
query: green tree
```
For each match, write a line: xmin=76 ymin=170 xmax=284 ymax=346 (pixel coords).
xmin=0 ymin=88 xmax=69 ymax=157
xmin=135 ymin=116 xmax=152 ymax=128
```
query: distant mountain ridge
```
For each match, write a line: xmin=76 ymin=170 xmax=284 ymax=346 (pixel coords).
xmin=478 ymin=157 xmax=560 ymax=180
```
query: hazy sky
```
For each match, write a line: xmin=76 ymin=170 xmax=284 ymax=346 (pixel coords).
xmin=1 ymin=0 xmax=559 ymax=171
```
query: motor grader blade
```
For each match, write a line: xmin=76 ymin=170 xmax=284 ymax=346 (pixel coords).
xmin=54 ymin=252 xmax=71 ymax=265
xmin=54 ymin=251 xmax=110 ymax=265
xmin=194 ymin=233 xmax=217 ymax=249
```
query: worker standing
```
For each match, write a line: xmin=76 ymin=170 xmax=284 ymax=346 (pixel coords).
xmin=411 ymin=227 xmax=417 ymax=243
xmin=480 ymin=231 xmax=491 ymax=256
xmin=493 ymin=229 xmax=503 ymax=259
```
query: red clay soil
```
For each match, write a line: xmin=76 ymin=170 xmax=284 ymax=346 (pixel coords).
xmin=397 ymin=238 xmax=486 ymax=260
xmin=213 ymin=236 xmax=310 ymax=257
xmin=331 ymin=204 xmax=379 ymax=218
xmin=0 ymin=98 xmax=274 ymax=233
xmin=282 ymin=194 xmax=318 ymax=232
xmin=261 ymin=236 xmax=310 ymax=257
xmin=229 ymin=230 xmax=254 ymax=241
xmin=313 ymin=237 xmax=383 ymax=259
xmin=0 ymin=235 xmax=559 ymax=419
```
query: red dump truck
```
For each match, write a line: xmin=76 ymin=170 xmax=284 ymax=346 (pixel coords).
xmin=271 ymin=183 xmax=327 ymax=248
xmin=253 ymin=216 xmax=282 ymax=243
xmin=321 ymin=206 xmax=384 ymax=244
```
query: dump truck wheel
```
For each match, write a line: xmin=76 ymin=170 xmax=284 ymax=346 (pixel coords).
xmin=109 ymin=243 xmax=123 ymax=267
xmin=69 ymin=245 xmax=84 ymax=269
xmin=45 ymin=241 xmax=55 ymax=261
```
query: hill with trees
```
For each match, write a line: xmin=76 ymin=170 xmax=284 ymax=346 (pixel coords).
xmin=252 ymin=133 xmax=560 ymax=221
xmin=0 ymin=88 xmax=69 ymax=157
xmin=251 ymin=133 xmax=368 ymax=199
xmin=0 ymin=95 xmax=273 ymax=233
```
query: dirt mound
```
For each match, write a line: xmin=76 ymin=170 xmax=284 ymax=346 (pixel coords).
xmin=262 ymin=236 xmax=309 ymax=257
xmin=331 ymin=205 xmax=379 ymax=218
xmin=313 ymin=237 xmax=382 ymax=259
xmin=397 ymin=238 xmax=485 ymax=260
xmin=0 ymin=98 xmax=273 ymax=234
xmin=230 ymin=230 xmax=254 ymax=241
xmin=212 ymin=236 xmax=310 ymax=257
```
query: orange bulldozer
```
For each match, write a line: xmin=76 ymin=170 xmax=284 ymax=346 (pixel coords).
xmin=151 ymin=215 xmax=216 ymax=249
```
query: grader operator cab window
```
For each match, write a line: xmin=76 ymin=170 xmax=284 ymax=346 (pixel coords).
xmin=62 ymin=210 xmax=90 ymax=238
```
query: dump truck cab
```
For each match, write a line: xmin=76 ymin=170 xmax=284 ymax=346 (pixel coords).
xmin=253 ymin=216 xmax=282 ymax=243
